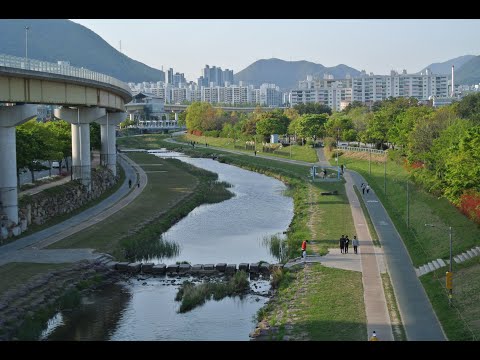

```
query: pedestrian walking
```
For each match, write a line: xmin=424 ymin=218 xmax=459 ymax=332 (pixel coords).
xmin=353 ymin=235 xmax=359 ymax=254
xmin=301 ymin=240 xmax=307 ymax=260
xmin=128 ymin=179 xmax=132 ymax=188
xmin=369 ymin=330 xmax=379 ymax=341
xmin=344 ymin=235 xmax=350 ymax=253
xmin=366 ymin=184 xmax=370 ymax=194
xmin=339 ymin=235 xmax=345 ymax=254
xmin=362 ymin=183 xmax=365 ymax=195
xmin=254 ymin=150 xmax=257 ymax=156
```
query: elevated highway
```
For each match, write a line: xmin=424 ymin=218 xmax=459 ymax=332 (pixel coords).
xmin=0 ymin=54 xmax=131 ymax=234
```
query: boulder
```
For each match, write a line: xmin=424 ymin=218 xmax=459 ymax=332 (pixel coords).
xmin=215 ymin=263 xmax=227 ymax=272
xmin=225 ymin=264 xmax=236 ymax=274
xmin=152 ymin=264 xmax=166 ymax=274
xmin=141 ymin=263 xmax=155 ymax=273
xmin=127 ymin=262 xmax=142 ymax=273
xmin=178 ymin=264 xmax=191 ymax=274
xmin=203 ymin=264 xmax=215 ymax=271
xmin=260 ymin=263 xmax=271 ymax=274
xmin=115 ymin=262 xmax=130 ymax=272
xmin=166 ymin=264 xmax=179 ymax=274
xmin=238 ymin=263 xmax=249 ymax=272
xmin=249 ymin=263 xmax=260 ymax=274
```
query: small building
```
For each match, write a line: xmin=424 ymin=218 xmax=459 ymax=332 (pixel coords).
xmin=270 ymin=134 xmax=279 ymax=144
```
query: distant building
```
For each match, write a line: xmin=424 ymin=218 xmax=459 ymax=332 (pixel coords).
xmin=125 ymin=92 xmax=165 ymax=122
xmin=199 ymin=65 xmax=235 ymax=87
xmin=290 ymin=69 xmax=449 ymax=110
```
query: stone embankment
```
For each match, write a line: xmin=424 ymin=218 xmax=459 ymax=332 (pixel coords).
xmin=0 ymin=254 xmax=120 ymax=341
xmin=0 ymin=167 xmax=118 ymax=241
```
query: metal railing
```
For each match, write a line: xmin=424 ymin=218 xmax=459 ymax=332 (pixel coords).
xmin=337 ymin=146 xmax=386 ymax=154
xmin=0 ymin=53 xmax=131 ymax=93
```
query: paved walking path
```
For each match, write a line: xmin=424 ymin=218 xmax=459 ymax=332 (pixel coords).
xmin=0 ymin=153 xmax=147 ymax=265
xmin=348 ymin=171 xmax=446 ymax=341
xmin=343 ymin=171 xmax=393 ymax=341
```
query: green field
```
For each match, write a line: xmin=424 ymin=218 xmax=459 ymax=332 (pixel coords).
xmin=331 ymin=150 xmax=480 ymax=266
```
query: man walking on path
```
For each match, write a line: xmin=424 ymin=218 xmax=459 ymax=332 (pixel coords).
xmin=301 ymin=240 xmax=307 ymax=260
xmin=344 ymin=235 xmax=350 ymax=253
xmin=352 ymin=235 xmax=359 ymax=254
xmin=339 ymin=235 xmax=345 ymax=254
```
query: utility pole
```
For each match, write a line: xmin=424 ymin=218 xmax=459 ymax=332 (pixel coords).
xmin=25 ymin=26 xmax=30 ymax=68
xmin=384 ymin=153 xmax=387 ymax=194
xmin=406 ymin=179 xmax=410 ymax=228
xmin=369 ymin=150 xmax=371 ymax=175
xmin=448 ymin=226 xmax=453 ymax=307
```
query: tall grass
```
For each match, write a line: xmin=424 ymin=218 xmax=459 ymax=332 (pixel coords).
xmin=262 ymin=234 xmax=289 ymax=263
xmin=175 ymin=271 xmax=250 ymax=313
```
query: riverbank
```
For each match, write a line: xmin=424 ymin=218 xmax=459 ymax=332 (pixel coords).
xmin=0 ymin=259 xmax=123 ymax=340
xmin=116 ymin=134 xmax=369 ymax=340
xmin=0 ymin=152 xmax=234 ymax=340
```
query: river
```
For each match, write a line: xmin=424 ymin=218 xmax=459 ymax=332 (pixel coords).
xmin=43 ymin=151 xmax=294 ymax=340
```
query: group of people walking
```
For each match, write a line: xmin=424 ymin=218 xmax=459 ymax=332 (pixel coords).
xmin=339 ymin=234 xmax=359 ymax=254
xmin=361 ymin=183 xmax=370 ymax=195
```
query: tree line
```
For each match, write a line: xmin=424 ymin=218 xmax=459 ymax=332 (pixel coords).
xmin=182 ymin=95 xmax=480 ymax=224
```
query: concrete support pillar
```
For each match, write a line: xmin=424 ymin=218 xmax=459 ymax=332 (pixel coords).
xmin=54 ymin=107 xmax=106 ymax=191
xmin=0 ymin=104 xmax=37 ymax=226
xmin=96 ymin=112 xmax=126 ymax=177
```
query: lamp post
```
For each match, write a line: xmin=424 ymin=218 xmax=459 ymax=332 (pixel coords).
xmin=425 ymin=223 xmax=453 ymax=307
xmin=25 ymin=25 xmax=30 ymax=69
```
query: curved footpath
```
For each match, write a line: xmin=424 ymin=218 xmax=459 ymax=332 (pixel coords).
xmin=0 ymin=153 xmax=147 ymax=266
xmin=168 ymin=139 xmax=446 ymax=340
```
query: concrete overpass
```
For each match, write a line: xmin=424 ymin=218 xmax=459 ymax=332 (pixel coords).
xmin=0 ymin=53 xmax=132 ymax=232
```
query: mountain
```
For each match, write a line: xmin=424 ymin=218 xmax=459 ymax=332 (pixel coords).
xmin=0 ymin=19 xmax=165 ymax=83
xmin=234 ymin=58 xmax=360 ymax=90
xmin=417 ymin=55 xmax=476 ymax=75
xmin=454 ymin=56 xmax=480 ymax=85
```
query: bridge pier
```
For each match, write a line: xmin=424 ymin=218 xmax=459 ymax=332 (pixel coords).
xmin=96 ymin=112 xmax=126 ymax=177
xmin=54 ymin=107 xmax=106 ymax=191
xmin=0 ymin=104 xmax=37 ymax=226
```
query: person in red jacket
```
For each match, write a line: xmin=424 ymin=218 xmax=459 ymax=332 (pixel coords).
xmin=301 ymin=240 xmax=307 ymax=260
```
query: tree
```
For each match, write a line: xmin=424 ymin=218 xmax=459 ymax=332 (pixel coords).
xmin=185 ymin=102 xmax=217 ymax=132
xmin=456 ymin=93 xmax=480 ymax=124
xmin=90 ymin=122 xmax=101 ymax=150
xmin=324 ymin=113 xmax=355 ymax=141
xmin=443 ymin=126 xmax=480 ymax=202
xmin=256 ymin=116 xmax=289 ymax=141
xmin=44 ymin=120 xmax=71 ymax=172
xmin=294 ymin=102 xmax=332 ymax=115
xmin=295 ymin=114 xmax=328 ymax=140
xmin=388 ymin=106 xmax=433 ymax=151
xmin=16 ymin=120 xmax=50 ymax=184
xmin=283 ymin=108 xmax=300 ymax=122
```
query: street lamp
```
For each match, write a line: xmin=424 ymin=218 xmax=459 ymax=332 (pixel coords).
xmin=425 ymin=223 xmax=453 ymax=307
xmin=25 ymin=25 xmax=30 ymax=69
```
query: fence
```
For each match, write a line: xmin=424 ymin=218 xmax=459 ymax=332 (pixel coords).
xmin=0 ymin=53 xmax=130 ymax=93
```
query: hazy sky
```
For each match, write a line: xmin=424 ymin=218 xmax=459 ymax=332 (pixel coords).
xmin=72 ymin=19 xmax=480 ymax=82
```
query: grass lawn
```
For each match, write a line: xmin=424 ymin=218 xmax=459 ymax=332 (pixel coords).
xmin=306 ymin=181 xmax=356 ymax=255
xmin=48 ymin=152 xmax=199 ymax=258
xmin=180 ymin=133 xmax=318 ymax=163
xmin=260 ymin=264 xmax=367 ymax=340
xmin=329 ymin=149 xmax=480 ymax=266
xmin=0 ymin=262 xmax=69 ymax=296
xmin=420 ymin=255 xmax=480 ymax=341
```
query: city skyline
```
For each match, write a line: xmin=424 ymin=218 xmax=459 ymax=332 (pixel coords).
xmin=72 ymin=19 xmax=480 ymax=82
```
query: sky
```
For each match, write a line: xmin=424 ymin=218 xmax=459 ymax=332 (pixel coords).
xmin=71 ymin=19 xmax=480 ymax=82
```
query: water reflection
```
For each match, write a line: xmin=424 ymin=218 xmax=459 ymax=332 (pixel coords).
xmin=46 ymin=284 xmax=131 ymax=341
